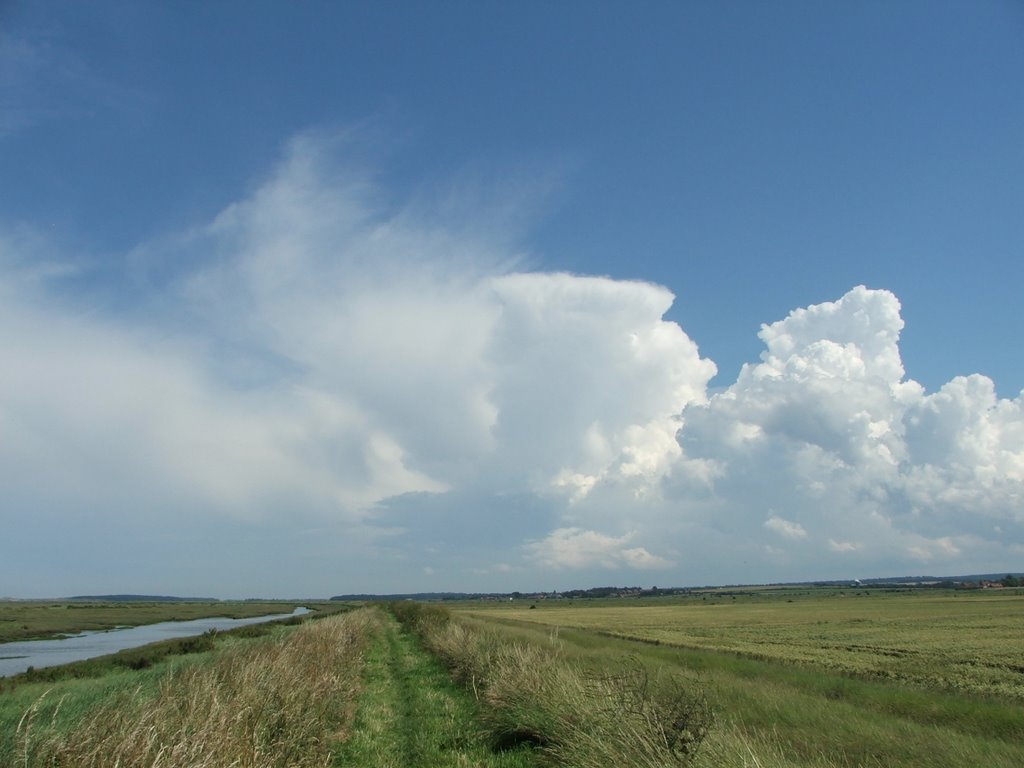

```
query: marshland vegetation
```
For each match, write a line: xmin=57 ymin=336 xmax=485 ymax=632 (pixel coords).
xmin=1 ymin=587 xmax=1021 ymax=767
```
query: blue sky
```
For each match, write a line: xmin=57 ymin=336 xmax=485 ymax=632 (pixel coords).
xmin=2 ymin=2 xmax=1022 ymax=598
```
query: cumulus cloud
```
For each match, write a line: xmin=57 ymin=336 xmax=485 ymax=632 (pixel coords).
xmin=525 ymin=528 xmax=673 ymax=570
xmin=486 ymin=271 xmax=715 ymax=496
xmin=0 ymin=132 xmax=709 ymax=593
xmin=903 ymin=375 xmax=1024 ymax=518
xmin=764 ymin=516 xmax=808 ymax=540
xmin=2 ymin=131 xmax=1022 ymax=595
xmin=673 ymin=286 xmax=1024 ymax=579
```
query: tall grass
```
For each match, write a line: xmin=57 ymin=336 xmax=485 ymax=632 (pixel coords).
xmin=463 ymin=612 xmax=1024 ymax=768
xmin=390 ymin=602 xmax=712 ymax=767
xmin=13 ymin=609 xmax=373 ymax=768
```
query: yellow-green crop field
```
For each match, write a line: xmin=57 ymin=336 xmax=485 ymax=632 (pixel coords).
xmin=461 ymin=590 xmax=1024 ymax=700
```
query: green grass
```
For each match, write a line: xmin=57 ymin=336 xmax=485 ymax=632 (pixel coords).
xmin=459 ymin=591 xmax=1024 ymax=767
xmin=1 ymin=656 xmax=195 ymax=766
xmin=2 ymin=610 xmax=372 ymax=767
xmin=392 ymin=602 xmax=712 ymax=767
xmin=464 ymin=590 xmax=1024 ymax=699
xmin=5 ymin=592 xmax=1022 ymax=767
xmin=335 ymin=610 xmax=535 ymax=768
xmin=0 ymin=625 xmax=312 ymax=758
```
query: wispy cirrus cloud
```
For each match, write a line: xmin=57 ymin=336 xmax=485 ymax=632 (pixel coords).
xmin=0 ymin=30 xmax=146 ymax=139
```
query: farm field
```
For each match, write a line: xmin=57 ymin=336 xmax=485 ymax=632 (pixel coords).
xmin=460 ymin=589 xmax=1024 ymax=700
xmin=458 ymin=588 xmax=1024 ymax=766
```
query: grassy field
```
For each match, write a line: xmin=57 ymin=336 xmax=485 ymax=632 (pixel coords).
xmin=460 ymin=589 xmax=1024 ymax=699
xmin=458 ymin=588 xmax=1024 ymax=767
xmin=0 ymin=600 xmax=348 ymax=643
xmin=2 ymin=590 xmax=1022 ymax=766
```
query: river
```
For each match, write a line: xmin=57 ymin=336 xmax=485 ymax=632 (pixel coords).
xmin=0 ymin=606 xmax=310 ymax=677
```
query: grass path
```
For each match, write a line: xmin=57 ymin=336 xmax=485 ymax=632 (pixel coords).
xmin=335 ymin=613 xmax=534 ymax=768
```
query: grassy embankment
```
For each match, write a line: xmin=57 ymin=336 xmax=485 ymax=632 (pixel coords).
xmin=389 ymin=601 xmax=711 ymax=768
xmin=3 ymin=602 xmax=714 ymax=768
xmin=2 ymin=608 xmax=371 ymax=767
xmin=459 ymin=589 xmax=1024 ymax=767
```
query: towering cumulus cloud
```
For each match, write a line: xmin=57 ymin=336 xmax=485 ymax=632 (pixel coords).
xmin=1 ymin=135 xmax=1021 ymax=593
xmin=674 ymin=287 xmax=1024 ymax=578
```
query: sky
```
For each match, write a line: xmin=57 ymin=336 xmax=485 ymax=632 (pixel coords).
xmin=1 ymin=1 xmax=1022 ymax=598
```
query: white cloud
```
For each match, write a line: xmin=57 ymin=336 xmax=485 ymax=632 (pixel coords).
xmin=903 ymin=375 xmax=1024 ymax=518
xmin=0 ymin=133 xmax=709 ymax=593
xmin=672 ymin=285 xmax=1024 ymax=579
xmin=906 ymin=536 xmax=961 ymax=562
xmin=525 ymin=528 xmax=673 ymax=570
xmin=764 ymin=516 xmax=808 ymax=540
xmin=2 ymin=131 xmax=1022 ymax=596
xmin=828 ymin=539 xmax=860 ymax=553
xmin=486 ymin=271 xmax=715 ymax=497
xmin=620 ymin=546 xmax=675 ymax=569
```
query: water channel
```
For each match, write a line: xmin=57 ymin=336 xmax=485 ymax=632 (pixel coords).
xmin=0 ymin=607 xmax=310 ymax=677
